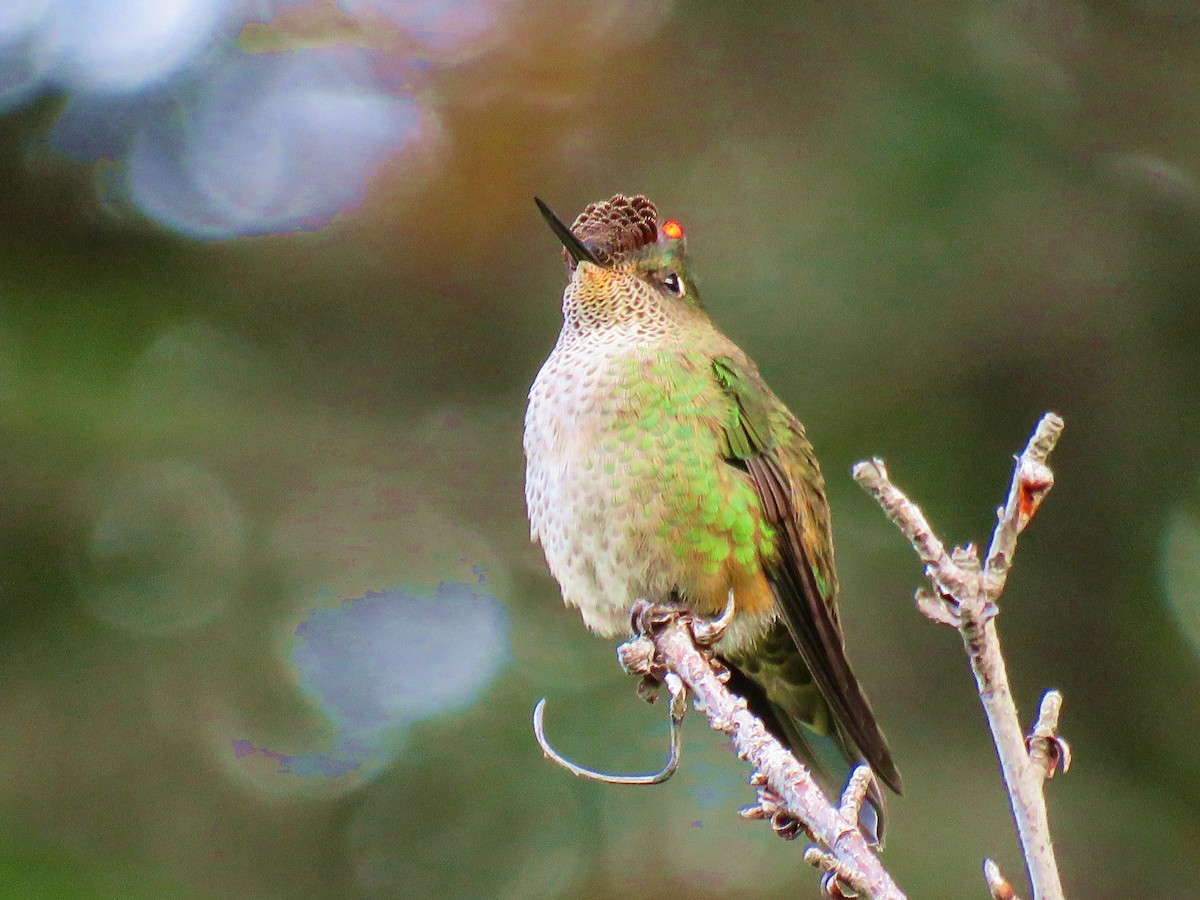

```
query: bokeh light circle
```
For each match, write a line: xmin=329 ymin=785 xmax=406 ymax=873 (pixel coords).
xmin=79 ymin=458 xmax=246 ymax=635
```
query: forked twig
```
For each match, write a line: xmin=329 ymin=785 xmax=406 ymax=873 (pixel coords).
xmin=853 ymin=413 xmax=1068 ymax=900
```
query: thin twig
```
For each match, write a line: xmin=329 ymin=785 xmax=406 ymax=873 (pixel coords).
xmin=853 ymin=413 xmax=1068 ymax=900
xmin=644 ymin=615 xmax=907 ymax=900
xmin=532 ymin=693 xmax=683 ymax=785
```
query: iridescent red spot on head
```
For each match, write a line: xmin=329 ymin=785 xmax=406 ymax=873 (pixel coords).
xmin=661 ymin=219 xmax=684 ymax=240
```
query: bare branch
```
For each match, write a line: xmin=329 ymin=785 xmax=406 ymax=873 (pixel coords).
xmin=851 ymin=458 xmax=949 ymax=567
xmin=852 ymin=458 xmax=974 ymax=600
xmin=854 ymin=413 xmax=1068 ymax=900
xmin=646 ymin=614 xmax=906 ymax=900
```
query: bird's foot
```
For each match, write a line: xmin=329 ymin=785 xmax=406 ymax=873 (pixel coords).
xmin=620 ymin=600 xmax=676 ymax=702
xmin=683 ymin=591 xmax=735 ymax=683
xmin=805 ymin=849 xmax=864 ymax=899
xmin=617 ymin=632 xmax=657 ymax=678
xmin=623 ymin=596 xmax=733 ymax=685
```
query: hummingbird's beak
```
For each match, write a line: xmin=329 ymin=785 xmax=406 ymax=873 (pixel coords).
xmin=535 ymin=197 xmax=604 ymax=267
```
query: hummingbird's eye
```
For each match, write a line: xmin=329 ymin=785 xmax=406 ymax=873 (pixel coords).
xmin=662 ymin=272 xmax=685 ymax=298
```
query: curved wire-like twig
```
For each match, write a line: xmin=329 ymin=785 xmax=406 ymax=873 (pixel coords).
xmin=531 ymin=674 xmax=686 ymax=785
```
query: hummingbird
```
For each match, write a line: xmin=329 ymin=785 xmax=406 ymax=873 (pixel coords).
xmin=524 ymin=194 xmax=901 ymax=839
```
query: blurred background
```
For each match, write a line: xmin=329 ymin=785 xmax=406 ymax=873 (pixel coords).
xmin=0 ymin=0 xmax=1198 ymax=897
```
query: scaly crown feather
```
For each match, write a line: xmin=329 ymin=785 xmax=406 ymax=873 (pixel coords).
xmin=563 ymin=195 xmax=658 ymax=272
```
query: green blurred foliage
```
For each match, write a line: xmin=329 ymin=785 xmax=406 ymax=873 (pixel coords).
xmin=1 ymin=1 xmax=1199 ymax=898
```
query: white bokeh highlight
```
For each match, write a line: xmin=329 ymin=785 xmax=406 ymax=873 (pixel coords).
xmin=124 ymin=48 xmax=426 ymax=237
xmin=47 ymin=0 xmax=236 ymax=94
xmin=232 ymin=583 xmax=510 ymax=780
xmin=6 ymin=0 xmax=487 ymax=237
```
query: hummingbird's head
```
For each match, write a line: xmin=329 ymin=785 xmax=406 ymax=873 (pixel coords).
xmin=535 ymin=195 xmax=701 ymax=332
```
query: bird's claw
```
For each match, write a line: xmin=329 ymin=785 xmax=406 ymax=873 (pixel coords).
xmin=819 ymin=868 xmax=860 ymax=899
xmin=741 ymin=781 xmax=817 ymax=843
xmin=806 ymin=849 xmax=863 ymax=898
xmin=629 ymin=599 xmax=679 ymax=637
xmin=771 ymin=809 xmax=804 ymax=840
xmin=690 ymin=589 xmax=736 ymax=647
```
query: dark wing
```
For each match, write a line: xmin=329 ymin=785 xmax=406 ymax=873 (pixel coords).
xmin=711 ymin=356 xmax=902 ymax=794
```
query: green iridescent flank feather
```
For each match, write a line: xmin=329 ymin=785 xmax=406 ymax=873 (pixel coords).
xmin=618 ymin=351 xmax=773 ymax=573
